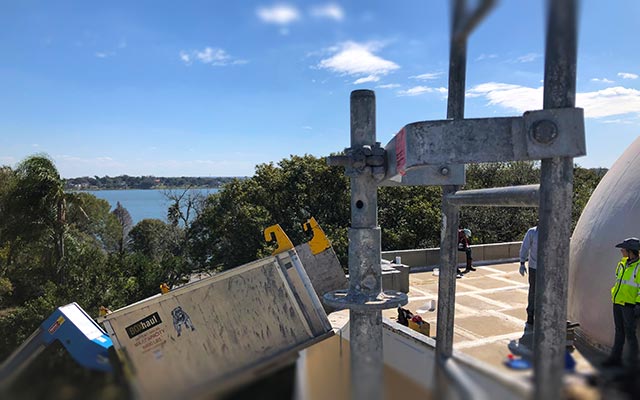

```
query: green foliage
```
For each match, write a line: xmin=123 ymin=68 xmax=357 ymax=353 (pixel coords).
xmin=2 ymin=155 xmax=66 ymax=264
xmin=0 ymin=156 xmax=193 ymax=398
xmin=188 ymin=179 xmax=273 ymax=270
xmin=379 ymin=186 xmax=443 ymax=250
xmin=460 ymin=162 xmax=540 ymax=244
xmin=66 ymin=192 xmax=121 ymax=252
xmin=129 ymin=219 xmax=181 ymax=259
xmin=0 ymin=277 xmax=13 ymax=306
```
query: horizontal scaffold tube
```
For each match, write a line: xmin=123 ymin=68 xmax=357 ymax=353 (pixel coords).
xmin=445 ymin=184 xmax=539 ymax=207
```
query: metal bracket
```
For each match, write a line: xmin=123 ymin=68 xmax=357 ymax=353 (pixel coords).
xmin=380 ymin=164 xmax=466 ymax=186
xmin=323 ymin=289 xmax=408 ymax=311
xmin=327 ymin=142 xmax=386 ymax=181
xmin=382 ymin=107 xmax=585 ymax=184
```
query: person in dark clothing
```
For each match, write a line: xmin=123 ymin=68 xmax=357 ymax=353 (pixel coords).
xmin=519 ymin=226 xmax=538 ymax=326
xmin=458 ymin=228 xmax=475 ymax=276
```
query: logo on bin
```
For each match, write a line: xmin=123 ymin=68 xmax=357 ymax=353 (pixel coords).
xmin=125 ymin=312 xmax=162 ymax=338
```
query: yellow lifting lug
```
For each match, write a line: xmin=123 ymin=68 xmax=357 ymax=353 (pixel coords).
xmin=264 ymin=224 xmax=294 ymax=255
xmin=303 ymin=217 xmax=331 ymax=255
xmin=160 ymin=283 xmax=170 ymax=294
xmin=99 ymin=306 xmax=112 ymax=317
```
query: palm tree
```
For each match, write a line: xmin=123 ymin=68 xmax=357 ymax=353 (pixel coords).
xmin=8 ymin=155 xmax=68 ymax=278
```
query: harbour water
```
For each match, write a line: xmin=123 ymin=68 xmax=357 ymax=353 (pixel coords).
xmin=84 ymin=188 xmax=219 ymax=224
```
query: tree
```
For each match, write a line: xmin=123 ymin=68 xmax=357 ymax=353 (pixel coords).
xmin=65 ymin=192 xmax=121 ymax=253
xmin=188 ymin=155 xmax=350 ymax=271
xmin=129 ymin=219 xmax=182 ymax=260
xmin=164 ymin=188 xmax=206 ymax=227
xmin=1 ymin=155 xmax=69 ymax=280
xmin=459 ymin=162 xmax=540 ymax=244
xmin=379 ymin=185 xmax=443 ymax=250
xmin=188 ymin=179 xmax=273 ymax=271
xmin=111 ymin=202 xmax=133 ymax=255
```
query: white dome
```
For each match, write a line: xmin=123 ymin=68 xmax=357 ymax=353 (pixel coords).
xmin=569 ymin=136 xmax=640 ymax=350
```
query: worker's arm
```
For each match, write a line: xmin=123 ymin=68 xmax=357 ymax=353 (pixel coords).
xmin=518 ymin=229 xmax=532 ymax=276
xmin=519 ymin=229 xmax=532 ymax=263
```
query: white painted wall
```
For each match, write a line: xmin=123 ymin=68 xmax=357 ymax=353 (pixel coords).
xmin=569 ymin=136 xmax=640 ymax=350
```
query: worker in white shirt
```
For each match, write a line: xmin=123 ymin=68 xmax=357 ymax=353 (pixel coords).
xmin=519 ymin=226 xmax=538 ymax=327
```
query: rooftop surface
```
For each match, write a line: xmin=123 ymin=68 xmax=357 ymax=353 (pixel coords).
xmin=328 ymin=261 xmax=597 ymax=380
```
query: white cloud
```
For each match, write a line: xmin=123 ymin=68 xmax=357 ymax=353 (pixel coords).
xmin=196 ymin=47 xmax=228 ymax=64
xmin=466 ymin=82 xmax=543 ymax=111
xmin=397 ymin=86 xmax=447 ymax=96
xmin=591 ymin=78 xmax=614 ymax=83
xmin=411 ymin=72 xmax=443 ymax=81
xmin=310 ymin=4 xmax=344 ymax=21
xmin=467 ymin=82 xmax=640 ymax=119
xmin=179 ymin=51 xmax=191 ymax=64
xmin=476 ymin=53 xmax=498 ymax=61
xmin=302 ymin=126 xmax=313 ymax=130
xmin=578 ymin=86 xmax=640 ymax=118
xmin=317 ymin=41 xmax=399 ymax=82
xmin=353 ymin=75 xmax=380 ymax=84
xmin=95 ymin=51 xmax=114 ymax=58
xmin=180 ymin=47 xmax=247 ymax=66
xmin=257 ymin=4 xmax=301 ymax=25
xmin=601 ymin=118 xmax=639 ymax=125
xmin=618 ymin=72 xmax=638 ymax=80
xmin=376 ymin=83 xmax=401 ymax=89
xmin=516 ymin=53 xmax=541 ymax=63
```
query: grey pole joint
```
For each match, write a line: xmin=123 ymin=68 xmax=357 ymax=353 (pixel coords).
xmin=327 ymin=142 xmax=387 ymax=182
xmin=323 ymin=90 xmax=407 ymax=400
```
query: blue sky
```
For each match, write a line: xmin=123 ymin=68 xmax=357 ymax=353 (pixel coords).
xmin=1 ymin=1 xmax=638 ymax=178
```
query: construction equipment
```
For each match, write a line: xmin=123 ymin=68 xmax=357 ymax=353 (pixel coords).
xmin=0 ymin=219 xmax=345 ymax=399
xmin=0 ymin=303 xmax=114 ymax=388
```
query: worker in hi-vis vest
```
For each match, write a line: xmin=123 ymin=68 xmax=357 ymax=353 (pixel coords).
xmin=602 ymin=237 xmax=640 ymax=368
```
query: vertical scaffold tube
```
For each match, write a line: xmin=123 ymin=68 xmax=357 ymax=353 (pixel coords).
xmin=435 ymin=1 xmax=467 ymax=398
xmin=534 ymin=1 xmax=577 ymax=399
xmin=349 ymin=90 xmax=383 ymax=400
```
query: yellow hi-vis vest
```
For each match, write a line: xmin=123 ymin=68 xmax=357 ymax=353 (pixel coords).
xmin=611 ymin=257 xmax=640 ymax=305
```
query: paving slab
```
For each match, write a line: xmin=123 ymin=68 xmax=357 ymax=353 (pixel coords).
xmin=499 ymin=307 xmax=529 ymax=321
xmin=456 ymin=276 xmax=518 ymax=290
xmin=455 ymin=294 xmax=505 ymax=311
xmin=329 ymin=262 xmax=597 ymax=381
xmin=456 ymin=314 xmax=523 ymax=337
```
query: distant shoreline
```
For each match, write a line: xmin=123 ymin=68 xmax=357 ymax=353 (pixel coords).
xmin=64 ymin=176 xmax=243 ymax=191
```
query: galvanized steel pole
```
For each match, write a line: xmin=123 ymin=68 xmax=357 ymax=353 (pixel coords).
xmin=436 ymin=0 xmax=466 ymax=397
xmin=348 ymin=90 xmax=383 ymax=400
xmin=445 ymin=185 xmax=540 ymax=208
xmin=534 ymin=0 xmax=577 ymax=399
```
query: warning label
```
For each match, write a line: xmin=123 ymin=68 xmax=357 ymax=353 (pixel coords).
xmin=132 ymin=326 xmax=167 ymax=354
